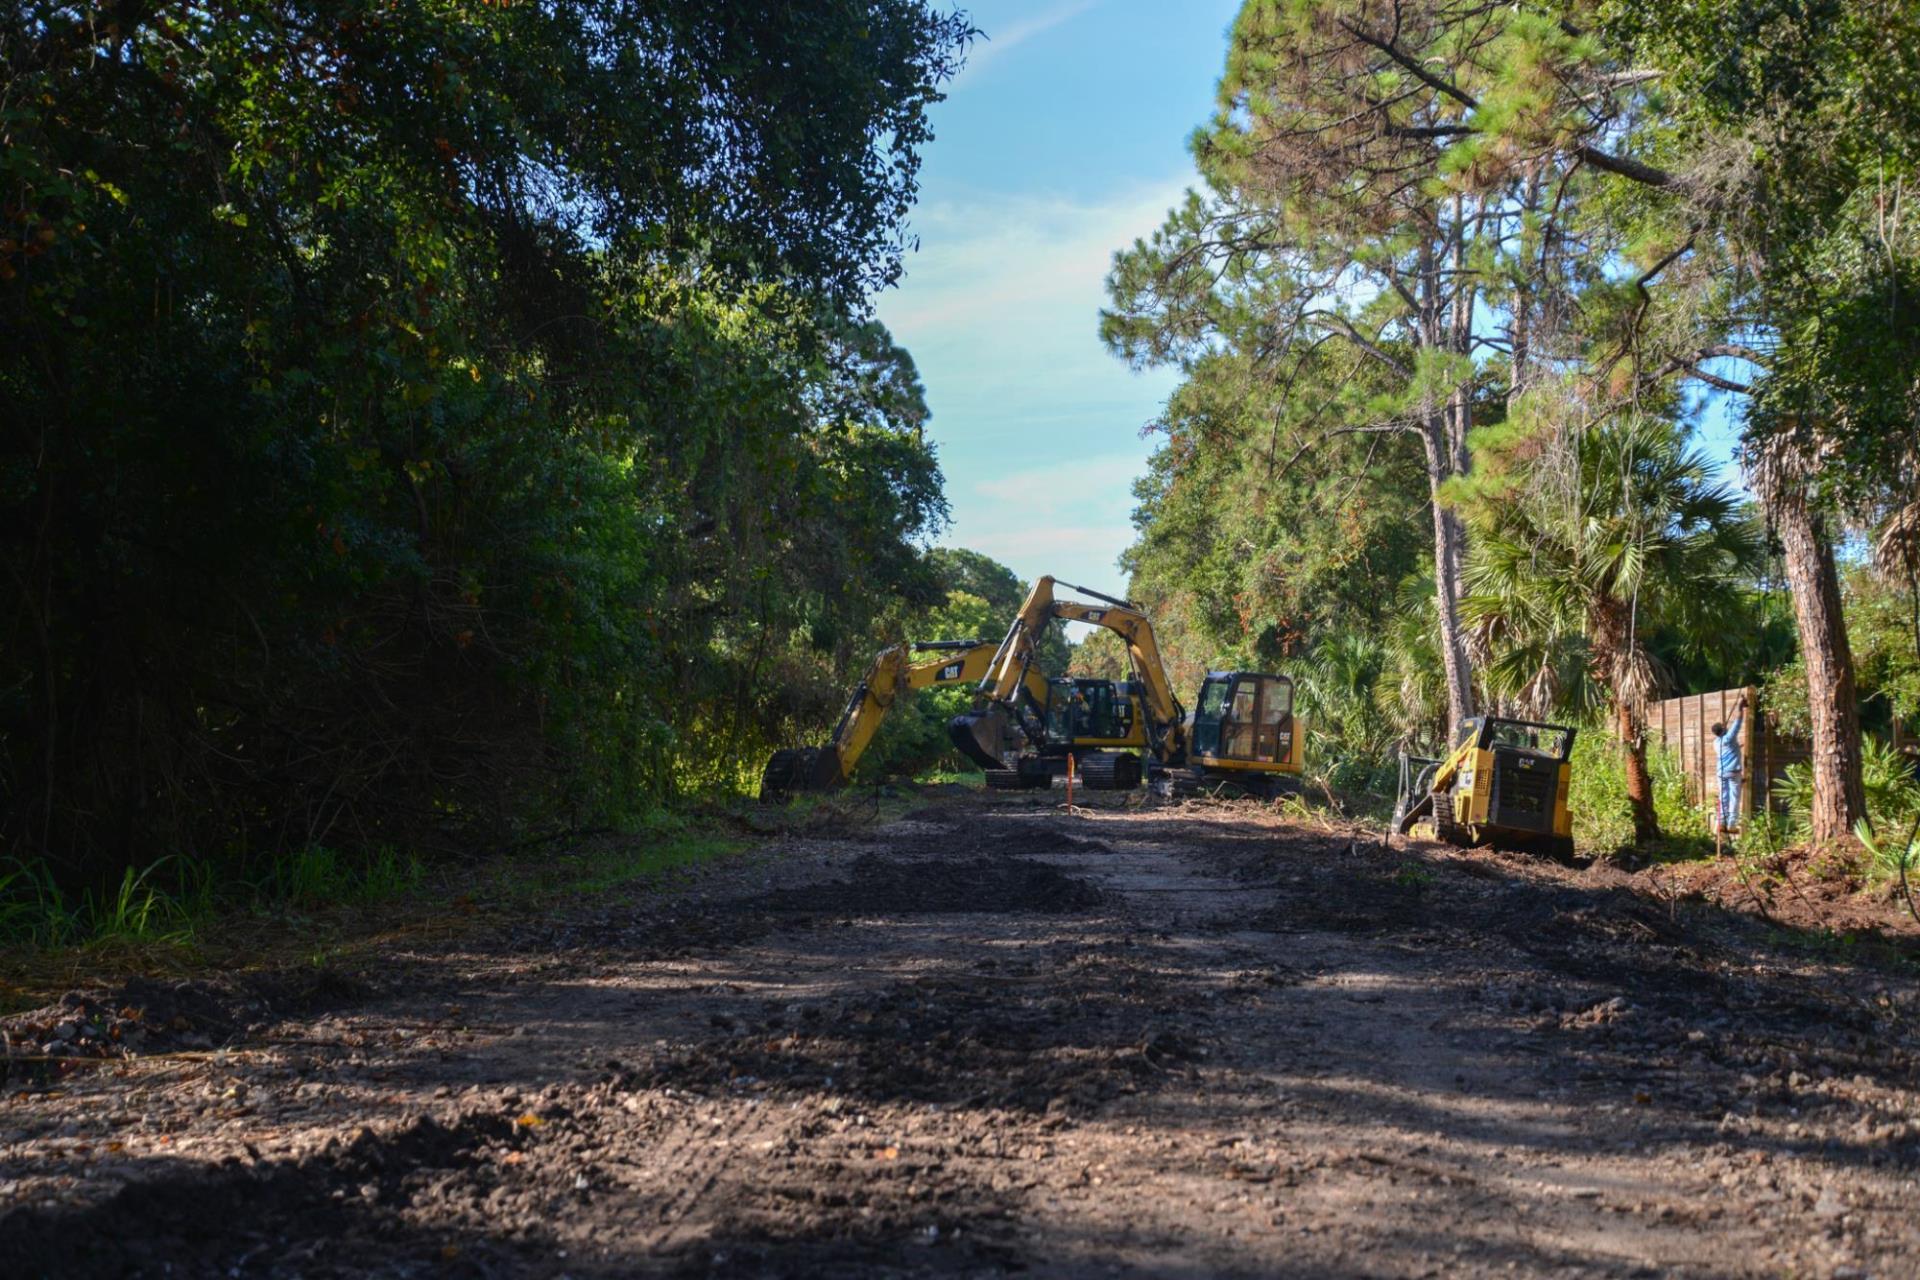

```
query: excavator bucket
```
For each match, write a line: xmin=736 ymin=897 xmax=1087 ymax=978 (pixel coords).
xmin=947 ymin=704 xmax=1012 ymax=773
xmin=758 ymin=746 xmax=846 ymax=803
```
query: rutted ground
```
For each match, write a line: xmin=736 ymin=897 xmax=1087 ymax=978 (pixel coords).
xmin=3 ymin=792 xmax=1917 ymax=1278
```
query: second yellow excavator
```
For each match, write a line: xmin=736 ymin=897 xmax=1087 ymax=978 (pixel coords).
xmin=759 ymin=639 xmax=1052 ymax=800
xmin=950 ymin=577 xmax=1306 ymax=796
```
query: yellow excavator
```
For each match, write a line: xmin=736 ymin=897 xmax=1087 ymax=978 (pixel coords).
xmin=950 ymin=577 xmax=1306 ymax=796
xmin=759 ymin=639 xmax=1052 ymax=801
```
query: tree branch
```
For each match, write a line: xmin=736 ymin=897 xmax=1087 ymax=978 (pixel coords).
xmin=1337 ymin=20 xmax=1479 ymax=110
xmin=1680 ymin=363 xmax=1753 ymax=395
xmin=1575 ymin=143 xmax=1676 ymax=188
xmin=1699 ymin=343 xmax=1773 ymax=369
xmin=1308 ymin=310 xmax=1413 ymax=379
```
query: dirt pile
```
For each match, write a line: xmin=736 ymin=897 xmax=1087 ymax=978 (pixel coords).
xmin=4 ymin=1109 xmax=548 ymax=1278
xmin=2 ymin=968 xmax=374 ymax=1078
xmin=646 ymin=941 xmax=1200 ymax=1115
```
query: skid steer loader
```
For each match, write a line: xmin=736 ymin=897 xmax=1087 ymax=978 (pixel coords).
xmin=1394 ymin=717 xmax=1576 ymax=859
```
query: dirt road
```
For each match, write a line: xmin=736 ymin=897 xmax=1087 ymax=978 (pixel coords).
xmin=5 ymin=791 xmax=1917 ymax=1278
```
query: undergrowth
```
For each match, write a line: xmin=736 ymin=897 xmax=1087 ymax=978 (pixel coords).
xmin=1568 ymin=730 xmax=1711 ymax=858
xmin=0 ymin=845 xmax=430 ymax=952
xmin=0 ymin=807 xmax=756 ymax=959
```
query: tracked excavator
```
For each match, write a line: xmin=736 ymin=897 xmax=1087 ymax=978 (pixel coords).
xmin=759 ymin=639 xmax=1054 ymax=801
xmin=949 ymin=577 xmax=1306 ymax=796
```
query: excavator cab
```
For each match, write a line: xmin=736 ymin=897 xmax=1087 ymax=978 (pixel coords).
xmin=1044 ymin=678 xmax=1138 ymax=745
xmin=1160 ymin=672 xmax=1304 ymax=798
xmin=1191 ymin=673 xmax=1295 ymax=764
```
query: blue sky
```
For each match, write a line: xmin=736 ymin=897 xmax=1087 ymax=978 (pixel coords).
xmin=876 ymin=1 xmax=1750 ymax=602
xmin=874 ymin=0 xmax=1245 ymax=598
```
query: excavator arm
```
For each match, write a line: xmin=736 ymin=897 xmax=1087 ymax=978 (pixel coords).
xmin=760 ymin=639 xmax=1050 ymax=800
xmin=955 ymin=576 xmax=1186 ymax=770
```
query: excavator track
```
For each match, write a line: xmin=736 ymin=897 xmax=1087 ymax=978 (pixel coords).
xmin=1075 ymin=752 xmax=1141 ymax=791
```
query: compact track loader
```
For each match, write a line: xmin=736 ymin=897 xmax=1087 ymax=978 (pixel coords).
xmin=1394 ymin=716 xmax=1575 ymax=859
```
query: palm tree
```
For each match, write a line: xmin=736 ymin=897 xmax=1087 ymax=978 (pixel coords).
xmin=1377 ymin=575 xmax=1453 ymax=754
xmin=1464 ymin=417 xmax=1763 ymax=841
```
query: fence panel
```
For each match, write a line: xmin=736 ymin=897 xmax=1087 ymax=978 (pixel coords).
xmin=1647 ymin=685 xmax=1805 ymax=816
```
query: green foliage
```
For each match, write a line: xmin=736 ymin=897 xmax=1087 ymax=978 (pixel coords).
xmin=851 ymin=547 xmax=1062 ymax=782
xmin=1854 ymin=819 xmax=1920 ymax=887
xmin=1568 ymin=731 xmax=1638 ymax=854
xmin=1297 ymin=629 xmax=1401 ymax=796
xmin=1763 ymin=563 xmax=1919 ymax=739
xmin=269 ymin=846 xmax=425 ymax=910
xmin=1776 ymin=738 xmax=1920 ymax=847
xmin=1600 ymin=0 xmax=1920 ymax=498
xmin=1568 ymin=731 xmax=1711 ymax=855
xmin=1463 ymin=413 xmax=1763 ymax=717
xmin=0 ymin=3 xmax=972 ymax=894
xmin=507 ymin=831 xmax=741 ymax=902
xmin=1111 ymin=352 xmax=1432 ymax=691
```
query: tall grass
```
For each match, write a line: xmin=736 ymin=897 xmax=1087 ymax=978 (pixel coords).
xmin=0 ymin=844 xmax=428 ymax=951
xmin=1567 ymin=729 xmax=1711 ymax=856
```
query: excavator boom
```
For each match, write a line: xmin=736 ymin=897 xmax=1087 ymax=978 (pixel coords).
xmin=952 ymin=575 xmax=1307 ymax=796
xmin=760 ymin=639 xmax=1050 ymax=801
xmin=954 ymin=576 xmax=1187 ymax=772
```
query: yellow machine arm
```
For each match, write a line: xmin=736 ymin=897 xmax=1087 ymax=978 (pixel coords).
xmin=825 ymin=639 xmax=1049 ymax=782
xmin=971 ymin=576 xmax=1185 ymax=760
xmin=764 ymin=638 xmax=1053 ymax=799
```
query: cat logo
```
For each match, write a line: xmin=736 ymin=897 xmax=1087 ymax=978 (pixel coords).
xmin=1085 ymin=610 xmax=1105 ymax=624
xmin=939 ymin=662 xmax=964 ymax=681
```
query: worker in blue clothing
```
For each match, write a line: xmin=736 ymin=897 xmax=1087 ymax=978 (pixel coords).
xmin=1711 ymin=694 xmax=1748 ymax=835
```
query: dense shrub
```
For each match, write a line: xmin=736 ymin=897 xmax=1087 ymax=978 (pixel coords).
xmin=1776 ymin=738 xmax=1920 ymax=847
xmin=1569 ymin=729 xmax=1710 ymax=855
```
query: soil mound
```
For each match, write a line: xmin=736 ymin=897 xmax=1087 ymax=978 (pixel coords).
xmin=2 ymin=967 xmax=375 ymax=1074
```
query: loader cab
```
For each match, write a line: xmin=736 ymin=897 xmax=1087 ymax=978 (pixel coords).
xmin=1459 ymin=716 xmax=1574 ymax=763
xmin=1191 ymin=672 xmax=1300 ymax=772
xmin=1045 ymin=677 xmax=1139 ymax=746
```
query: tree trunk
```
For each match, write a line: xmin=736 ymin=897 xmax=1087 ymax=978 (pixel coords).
xmin=1423 ymin=431 xmax=1477 ymax=737
xmin=1775 ymin=499 xmax=1868 ymax=843
xmin=1617 ymin=698 xmax=1659 ymax=842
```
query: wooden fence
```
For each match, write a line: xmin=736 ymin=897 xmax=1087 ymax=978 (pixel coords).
xmin=1648 ymin=688 xmax=1920 ymax=821
xmin=1646 ymin=686 xmax=1803 ymax=817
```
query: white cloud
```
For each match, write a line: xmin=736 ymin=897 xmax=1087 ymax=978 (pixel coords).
xmin=886 ymin=179 xmax=1187 ymax=344
xmin=953 ymin=1 xmax=1100 ymax=88
xmin=944 ymin=523 xmax=1139 ymax=604
xmin=875 ymin=177 xmax=1191 ymax=593
xmin=976 ymin=453 xmax=1145 ymax=510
